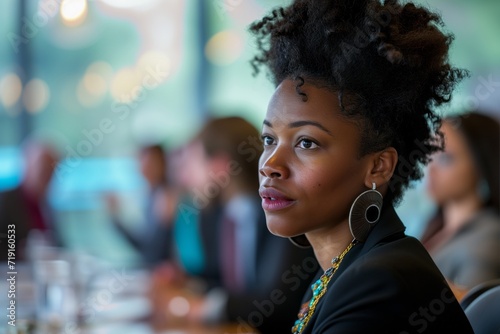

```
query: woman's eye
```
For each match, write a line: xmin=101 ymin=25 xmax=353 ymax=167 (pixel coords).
xmin=297 ymin=138 xmax=318 ymax=149
xmin=262 ymin=135 xmax=275 ymax=146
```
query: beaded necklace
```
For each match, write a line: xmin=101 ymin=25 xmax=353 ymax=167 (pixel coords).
xmin=292 ymin=240 xmax=357 ymax=334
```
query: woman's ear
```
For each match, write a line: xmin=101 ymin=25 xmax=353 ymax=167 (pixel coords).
xmin=363 ymin=147 xmax=398 ymax=189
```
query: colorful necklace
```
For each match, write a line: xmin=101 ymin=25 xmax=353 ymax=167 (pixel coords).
xmin=292 ymin=240 xmax=357 ymax=334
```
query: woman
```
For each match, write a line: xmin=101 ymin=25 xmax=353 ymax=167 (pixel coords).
xmin=251 ymin=0 xmax=473 ymax=332
xmin=423 ymin=113 xmax=500 ymax=289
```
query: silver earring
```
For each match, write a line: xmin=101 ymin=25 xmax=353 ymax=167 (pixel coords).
xmin=349 ymin=182 xmax=383 ymax=242
xmin=289 ymin=234 xmax=311 ymax=248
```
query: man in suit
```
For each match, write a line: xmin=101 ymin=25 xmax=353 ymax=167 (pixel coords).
xmin=0 ymin=141 xmax=60 ymax=261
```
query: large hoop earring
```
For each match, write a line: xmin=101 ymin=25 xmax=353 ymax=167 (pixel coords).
xmin=349 ymin=182 xmax=383 ymax=242
xmin=289 ymin=234 xmax=311 ymax=248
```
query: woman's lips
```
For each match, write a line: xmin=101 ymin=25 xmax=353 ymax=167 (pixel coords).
xmin=259 ymin=187 xmax=296 ymax=211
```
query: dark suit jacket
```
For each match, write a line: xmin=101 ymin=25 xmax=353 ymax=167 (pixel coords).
xmin=0 ymin=187 xmax=31 ymax=261
xmin=194 ymin=197 xmax=317 ymax=334
xmin=0 ymin=186 xmax=60 ymax=261
xmin=112 ymin=190 xmax=174 ymax=268
xmin=299 ymin=204 xmax=473 ymax=334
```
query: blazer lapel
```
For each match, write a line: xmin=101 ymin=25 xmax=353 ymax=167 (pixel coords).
xmin=332 ymin=203 xmax=406 ymax=284
xmin=302 ymin=204 xmax=407 ymax=333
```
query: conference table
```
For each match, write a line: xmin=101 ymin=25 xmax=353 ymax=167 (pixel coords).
xmin=4 ymin=250 xmax=259 ymax=334
xmin=155 ymin=324 xmax=257 ymax=334
xmin=14 ymin=320 xmax=257 ymax=334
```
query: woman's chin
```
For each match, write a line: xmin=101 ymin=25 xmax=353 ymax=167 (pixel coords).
xmin=266 ymin=218 xmax=301 ymax=238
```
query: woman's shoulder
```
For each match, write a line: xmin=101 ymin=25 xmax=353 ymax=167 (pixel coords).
xmin=461 ymin=210 xmax=500 ymax=253
xmin=441 ymin=209 xmax=500 ymax=257
xmin=329 ymin=236 xmax=453 ymax=309
xmin=312 ymin=236 xmax=472 ymax=333
xmin=331 ymin=205 xmax=449 ymax=296
xmin=467 ymin=209 xmax=500 ymax=235
xmin=340 ymin=235 xmax=445 ymax=290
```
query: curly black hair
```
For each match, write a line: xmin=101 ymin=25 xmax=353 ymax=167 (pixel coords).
xmin=250 ymin=0 xmax=467 ymax=205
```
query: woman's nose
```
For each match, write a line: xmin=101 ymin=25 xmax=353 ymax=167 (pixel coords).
xmin=259 ymin=148 xmax=289 ymax=179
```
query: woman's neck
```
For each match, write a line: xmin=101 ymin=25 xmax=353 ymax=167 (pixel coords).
xmin=306 ymin=220 xmax=353 ymax=271
xmin=443 ymin=193 xmax=483 ymax=233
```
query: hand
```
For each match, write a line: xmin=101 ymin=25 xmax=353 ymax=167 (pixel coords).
xmin=105 ymin=193 xmax=120 ymax=216
xmin=151 ymin=261 xmax=186 ymax=287
xmin=186 ymin=294 xmax=205 ymax=323
xmin=149 ymin=262 xmax=206 ymax=325
xmin=153 ymin=188 xmax=180 ymax=227
xmin=149 ymin=282 xmax=206 ymax=326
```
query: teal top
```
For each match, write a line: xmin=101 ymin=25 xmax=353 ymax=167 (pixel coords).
xmin=173 ymin=196 xmax=205 ymax=275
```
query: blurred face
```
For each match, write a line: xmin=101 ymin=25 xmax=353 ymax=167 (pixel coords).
xmin=427 ymin=122 xmax=479 ymax=205
xmin=177 ymin=141 xmax=210 ymax=190
xmin=177 ymin=141 xmax=227 ymax=191
xmin=259 ymin=79 xmax=372 ymax=238
xmin=139 ymin=149 xmax=165 ymax=188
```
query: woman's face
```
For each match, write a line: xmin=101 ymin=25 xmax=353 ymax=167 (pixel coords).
xmin=259 ymin=79 xmax=373 ymax=238
xmin=139 ymin=150 xmax=165 ymax=188
xmin=177 ymin=141 xmax=211 ymax=191
xmin=427 ymin=122 xmax=479 ymax=205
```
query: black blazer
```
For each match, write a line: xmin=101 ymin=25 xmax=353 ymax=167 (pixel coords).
xmin=299 ymin=204 xmax=473 ymax=334
xmin=0 ymin=186 xmax=61 ymax=261
xmin=112 ymin=191 xmax=174 ymax=268
xmin=0 ymin=187 xmax=31 ymax=261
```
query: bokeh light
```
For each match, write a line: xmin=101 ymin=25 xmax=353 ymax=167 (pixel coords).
xmin=83 ymin=73 xmax=107 ymax=97
xmin=110 ymin=68 xmax=141 ymax=104
xmin=87 ymin=61 xmax=114 ymax=79
xmin=137 ymin=50 xmax=171 ymax=87
xmin=22 ymin=79 xmax=50 ymax=114
xmin=76 ymin=61 xmax=112 ymax=107
xmin=60 ymin=0 xmax=88 ymax=26
xmin=205 ymin=30 xmax=245 ymax=66
xmin=0 ymin=73 xmax=22 ymax=109
xmin=109 ymin=52 xmax=170 ymax=103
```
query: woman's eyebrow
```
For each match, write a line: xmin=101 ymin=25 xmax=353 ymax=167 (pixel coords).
xmin=290 ymin=120 xmax=333 ymax=136
xmin=263 ymin=119 xmax=333 ymax=136
xmin=263 ymin=119 xmax=272 ymax=127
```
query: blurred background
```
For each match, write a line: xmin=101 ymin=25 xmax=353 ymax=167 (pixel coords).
xmin=0 ymin=0 xmax=499 ymax=266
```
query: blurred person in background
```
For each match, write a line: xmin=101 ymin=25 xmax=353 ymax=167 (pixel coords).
xmin=108 ymin=144 xmax=178 ymax=267
xmin=423 ymin=112 xmax=500 ymax=291
xmin=0 ymin=141 xmax=60 ymax=261
xmin=150 ymin=116 xmax=317 ymax=333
